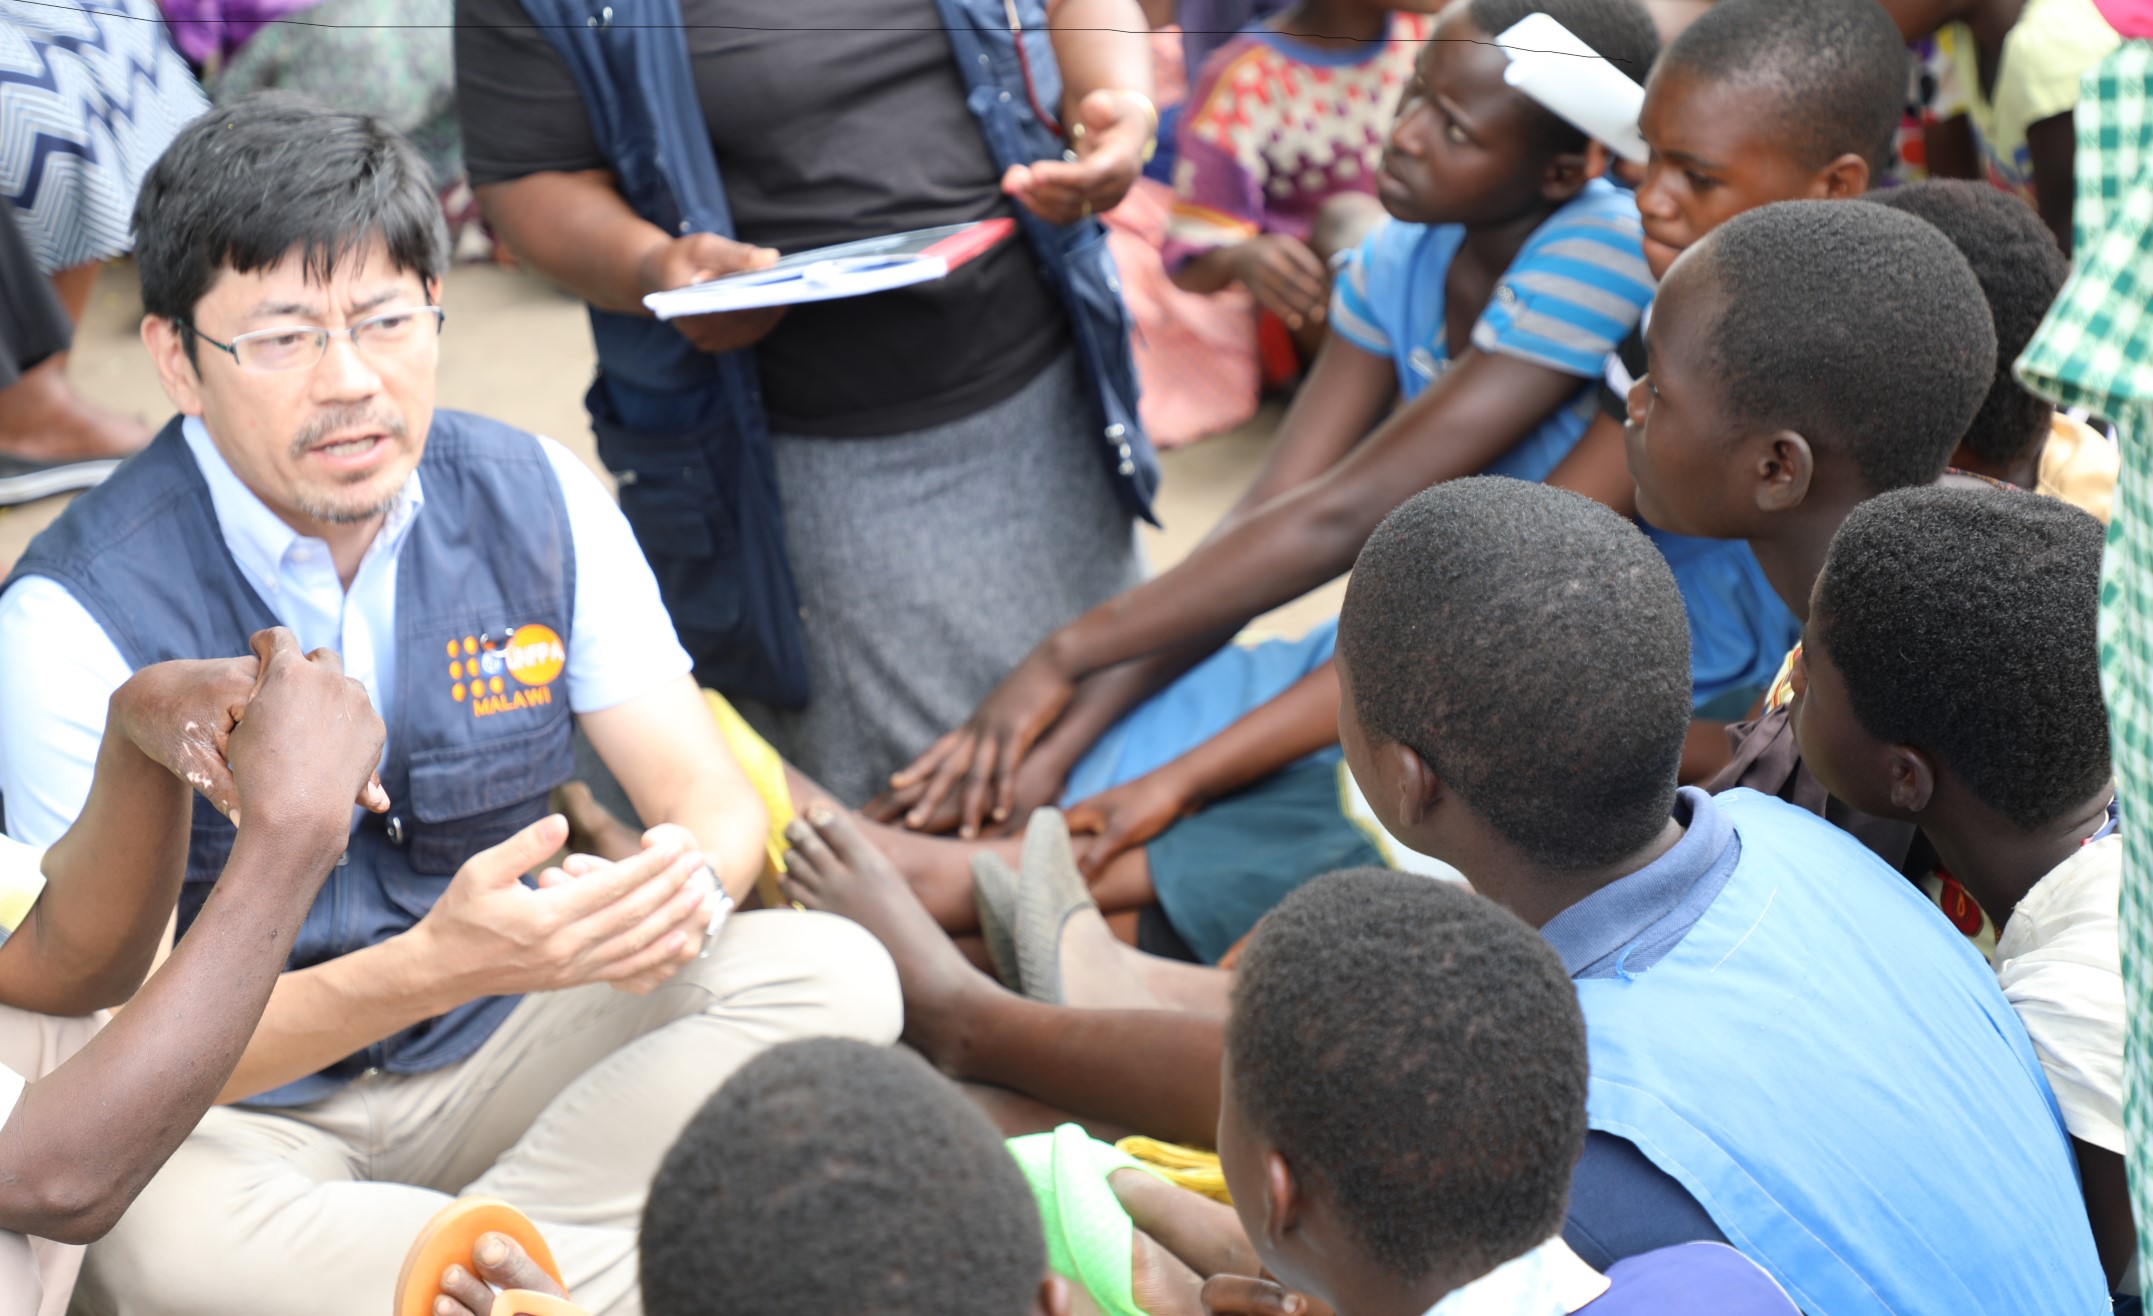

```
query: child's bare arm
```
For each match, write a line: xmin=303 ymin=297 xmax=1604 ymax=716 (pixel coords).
xmin=888 ymin=341 xmax=1396 ymax=836
xmin=1546 ymin=410 xmax=1640 ymax=519
xmin=1065 ymin=662 xmax=1341 ymax=876
xmin=0 ymin=633 xmax=384 ymax=1243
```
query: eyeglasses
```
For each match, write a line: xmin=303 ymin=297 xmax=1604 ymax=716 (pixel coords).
xmin=187 ymin=305 xmax=446 ymax=374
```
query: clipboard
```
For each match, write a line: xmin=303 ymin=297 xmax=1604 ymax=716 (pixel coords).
xmin=643 ymin=218 xmax=1018 ymax=319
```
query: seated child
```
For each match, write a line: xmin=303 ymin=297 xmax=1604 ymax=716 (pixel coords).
xmin=1791 ymin=486 xmax=2134 ymax=1290
xmin=1875 ymin=0 xmax=2121 ymax=251
xmin=770 ymin=475 xmax=2109 ymax=1313
xmin=0 ymin=629 xmax=386 ymax=1314
xmin=1164 ymin=0 xmax=1430 ymax=353
xmin=1331 ymin=477 xmax=2107 ymax=1311
xmin=419 ymin=1038 xmax=1067 ymax=1316
xmin=1865 ymin=178 xmax=2118 ymax=518
xmin=886 ymin=0 xmax=1660 ymax=842
xmin=1626 ymin=200 xmax=1996 ymax=867
xmin=1549 ymin=0 xmax=1912 ymax=734
xmin=1221 ymin=869 xmax=1799 ymax=1313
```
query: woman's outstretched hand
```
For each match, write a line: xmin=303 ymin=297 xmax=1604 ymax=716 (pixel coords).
xmin=1002 ymin=88 xmax=1153 ymax=224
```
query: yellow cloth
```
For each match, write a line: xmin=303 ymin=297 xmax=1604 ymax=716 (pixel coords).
xmin=1114 ymin=1137 xmax=1231 ymax=1204
xmin=702 ymin=690 xmax=796 ymax=887
xmin=0 ymin=837 xmax=46 ymax=936
xmin=2039 ymin=413 xmax=2121 ymax=523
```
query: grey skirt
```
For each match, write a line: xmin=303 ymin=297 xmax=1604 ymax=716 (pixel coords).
xmin=744 ymin=352 xmax=1145 ymax=805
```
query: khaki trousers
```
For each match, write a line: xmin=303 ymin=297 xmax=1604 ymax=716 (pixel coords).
xmin=71 ymin=909 xmax=899 ymax=1316
xmin=0 ymin=1005 xmax=104 ymax=1316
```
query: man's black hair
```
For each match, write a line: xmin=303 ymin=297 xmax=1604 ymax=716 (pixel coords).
xmin=1228 ymin=870 xmax=1588 ymax=1284
xmin=1692 ymin=200 xmax=1995 ymax=494
xmin=1658 ymin=0 xmax=1908 ymax=173
xmin=1813 ymin=486 xmax=2109 ymax=831
xmin=1339 ymin=477 xmax=1690 ymax=871
xmin=1866 ymin=181 xmax=2068 ymax=466
xmin=640 ymin=1039 xmax=1044 ymax=1316
xmin=132 ymin=92 xmax=447 ymax=351
xmin=1468 ymin=0 xmax=1661 ymax=153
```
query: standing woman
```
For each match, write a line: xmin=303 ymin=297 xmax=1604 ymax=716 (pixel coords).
xmin=455 ymin=0 xmax=1159 ymax=805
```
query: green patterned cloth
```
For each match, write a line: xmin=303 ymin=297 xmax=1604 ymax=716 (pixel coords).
xmin=2016 ymin=38 xmax=2153 ymax=1284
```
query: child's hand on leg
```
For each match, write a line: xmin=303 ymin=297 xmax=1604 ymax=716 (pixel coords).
xmin=1228 ymin=236 xmax=1331 ymax=332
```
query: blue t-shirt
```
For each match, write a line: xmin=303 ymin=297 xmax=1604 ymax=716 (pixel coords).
xmin=1329 ymin=177 xmax=1653 ymax=483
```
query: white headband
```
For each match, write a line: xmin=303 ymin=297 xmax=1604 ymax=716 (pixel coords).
xmin=1497 ymin=13 xmax=1650 ymax=165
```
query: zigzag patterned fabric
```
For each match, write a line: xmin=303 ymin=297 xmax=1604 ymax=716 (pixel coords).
xmin=0 ymin=0 xmax=206 ymax=274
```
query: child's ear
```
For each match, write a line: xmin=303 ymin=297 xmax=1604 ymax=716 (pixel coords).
xmin=1541 ymin=147 xmax=1597 ymax=202
xmin=1390 ymin=741 xmax=1445 ymax=827
xmin=1808 ymin=153 xmax=1873 ymax=200
xmin=1035 ymin=1274 xmax=1076 ymax=1316
xmin=1264 ymin=1148 xmax=1304 ymax=1242
xmin=1885 ymin=745 xmax=1937 ymax=815
xmin=1752 ymin=430 xmax=1816 ymax=513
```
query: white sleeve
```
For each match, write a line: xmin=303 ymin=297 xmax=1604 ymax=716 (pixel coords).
xmin=537 ymin=437 xmax=695 ymax=714
xmin=1994 ymin=838 xmax=2127 ymax=1154
xmin=0 ymin=579 xmax=131 ymax=846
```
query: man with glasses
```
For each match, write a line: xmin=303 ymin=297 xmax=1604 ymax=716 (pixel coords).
xmin=0 ymin=93 xmax=899 ymax=1316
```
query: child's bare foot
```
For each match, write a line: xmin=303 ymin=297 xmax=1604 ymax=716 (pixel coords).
xmin=1015 ymin=811 xmax=1160 ymax=1011
xmin=780 ymin=805 xmax=1003 ymax=1071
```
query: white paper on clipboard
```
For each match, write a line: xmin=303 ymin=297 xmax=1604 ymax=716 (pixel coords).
xmin=643 ymin=219 xmax=1015 ymax=319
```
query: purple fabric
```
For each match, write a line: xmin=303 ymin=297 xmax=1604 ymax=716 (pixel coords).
xmin=1583 ymin=1243 xmax=1801 ymax=1315
xmin=157 ymin=0 xmax=322 ymax=67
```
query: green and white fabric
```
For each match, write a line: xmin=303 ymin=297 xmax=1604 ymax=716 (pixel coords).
xmin=2016 ymin=38 xmax=2153 ymax=1283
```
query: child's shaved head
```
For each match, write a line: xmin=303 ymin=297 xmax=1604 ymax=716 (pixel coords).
xmin=1689 ymin=200 xmax=1994 ymax=494
xmin=641 ymin=1039 xmax=1045 ymax=1316
xmin=1658 ymin=0 xmax=1909 ymax=173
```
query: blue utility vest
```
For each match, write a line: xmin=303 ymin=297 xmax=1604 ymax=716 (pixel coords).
xmin=514 ymin=0 xmax=1158 ymax=709
xmin=3 ymin=412 xmax=577 ymax=1106
xmin=1580 ymin=789 xmax=2108 ymax=1315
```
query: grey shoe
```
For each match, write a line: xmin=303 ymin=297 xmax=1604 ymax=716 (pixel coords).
xmin=0 ymin=451 xmax=118 ymax=507
xmin=970 ymin=850 xmax=1022 ymax=991
xmin=1013 ymin=808 xmax=1099 ymax=1007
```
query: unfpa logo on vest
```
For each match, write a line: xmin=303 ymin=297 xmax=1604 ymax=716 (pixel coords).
xmin=447 ymin=624 xmax=566 ymax=718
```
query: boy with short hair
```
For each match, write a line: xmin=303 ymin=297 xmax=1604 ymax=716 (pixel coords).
xmin=420 ymin=1038 xmax=1073 ymax=1316
xmin=1331 ymin=477 xmax=2106 ymax=1312
xmin=1622 ymin=200 xmax=1994 ymax=607
xmin=1865 ymin=178 xmax=2117 ymax=518
xmin=1791 ymin=486 xmax=2134 ymax=1288
xmin=1219 ymin=869 xmax=1799 ymax=1313
xmin=1553 ymin=0 xmax=1912 ymax=733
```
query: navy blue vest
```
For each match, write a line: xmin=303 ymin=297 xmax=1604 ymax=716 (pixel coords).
xmin=4 ymin=411 xmax=578 ymax=1106
xmin=513 ymin=0 xmax=1158 ymax=709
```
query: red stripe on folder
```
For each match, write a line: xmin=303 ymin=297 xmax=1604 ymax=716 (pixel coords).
xmin=922 ymin=217 xmax=1018 ymax=271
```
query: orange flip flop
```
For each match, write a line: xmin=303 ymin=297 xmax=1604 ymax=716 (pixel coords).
xmin=394 ymin=1196 xmax=582 ymax=1316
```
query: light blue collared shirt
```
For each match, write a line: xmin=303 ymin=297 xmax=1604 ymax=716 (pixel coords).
xmin=177 ymin=416 xmax=424 ymax=761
